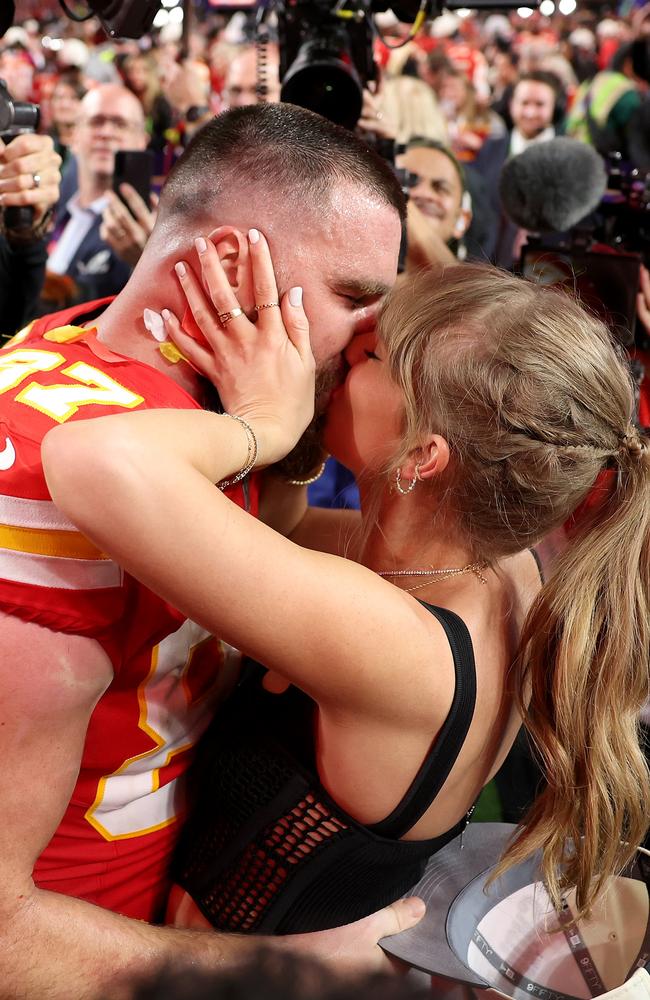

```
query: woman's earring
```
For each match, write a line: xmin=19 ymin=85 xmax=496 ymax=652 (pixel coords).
xmin=395 ymin=463 xmax=421 ymax=495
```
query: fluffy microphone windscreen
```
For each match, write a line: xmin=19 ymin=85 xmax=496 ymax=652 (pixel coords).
xmin=499 ymin=137 xmax=608 ymax=232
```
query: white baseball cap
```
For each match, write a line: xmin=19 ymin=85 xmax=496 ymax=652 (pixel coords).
xmin=382 ymin=823 xmax=650 ymax=1000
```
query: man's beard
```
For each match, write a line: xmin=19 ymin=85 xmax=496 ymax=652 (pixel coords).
xmin=199 ymin=358 xmax=345 ymax=481
xmin=274 ymin=358 xmax=344 ymax=480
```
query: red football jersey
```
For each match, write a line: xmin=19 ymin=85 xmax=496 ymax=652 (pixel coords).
xmin=0 ymin=304 xmax=259 ymax=921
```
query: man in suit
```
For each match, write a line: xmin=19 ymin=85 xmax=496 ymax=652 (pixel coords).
xmin=46 ymin=83 xmax=148 ymax=306
xmin=470 ymin=70 xmax=564 ymax=265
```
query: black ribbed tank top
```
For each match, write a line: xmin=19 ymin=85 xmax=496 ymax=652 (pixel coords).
xmin=172 ymin=603 xmax=477 ymax=934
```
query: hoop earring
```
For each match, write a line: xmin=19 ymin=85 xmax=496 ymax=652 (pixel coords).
xmin=395 ymin=464 xmax=421 ymax=495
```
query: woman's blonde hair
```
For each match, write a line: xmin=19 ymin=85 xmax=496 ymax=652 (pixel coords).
xmin=377 ymin=76 xmax=448 ymax=145
xmin=378 ymin=263 xmax=650 ymax=916
xmin=123 ymin=53 xmax=161 ymax=115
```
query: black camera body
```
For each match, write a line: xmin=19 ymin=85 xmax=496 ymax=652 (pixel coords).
xmin=81 ymin=0 xmax=160 ymax=38
xmin=521 ymin=157 xmax=650 ymax=351
xmin=274 ymin=0 xmax=527 ymax=129
xmin=0 ymin=79 xmax=40 ymax=235
xmin=0 ymin=78 xmax=39 ymax=139
xmin=1 ymin=0 xmax=159 ymax=41
xmin=278 ymin=0 xmax=377 ymax=130
xmin=594 ymin=156 xmax=650 ymax=262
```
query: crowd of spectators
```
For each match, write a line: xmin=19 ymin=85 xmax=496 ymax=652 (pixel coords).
xmin=2 ymin=6 xmax=650 ymax=998
xmin=2 ymin=1 xmax=650 ymax=326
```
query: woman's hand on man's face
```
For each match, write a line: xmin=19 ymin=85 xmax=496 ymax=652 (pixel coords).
xmin=160 ymin=229 xmax=316 ymax=466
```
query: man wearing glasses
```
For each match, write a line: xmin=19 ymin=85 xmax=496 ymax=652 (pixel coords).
xmin=46 ymin=83 xmax=148 ymax=306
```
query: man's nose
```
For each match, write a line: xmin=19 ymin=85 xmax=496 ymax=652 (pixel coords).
xmin=363 ymin=298 xmax=382 ymax=326
xmin=97 ymin=123 xmax=118 ymax=141
xmin=345 ymin=331 xmax=377 ymax=365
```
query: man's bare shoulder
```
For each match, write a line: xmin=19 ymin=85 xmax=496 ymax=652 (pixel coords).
xmin=0 ymin=611 xmax=113 ymax=716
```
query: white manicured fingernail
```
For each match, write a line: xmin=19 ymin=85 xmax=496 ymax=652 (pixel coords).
xmin=143 ymin=308 xmax=166 ymax=343
xmin=289 ymin=286 xmax=303 ymax=307
xmin=195 ymin=236 xmax=208 ymax=254
xmin=175 ymin=261 xmax=186 ymax=277
xmin=248 ymin=228 xmax=260 ymax=245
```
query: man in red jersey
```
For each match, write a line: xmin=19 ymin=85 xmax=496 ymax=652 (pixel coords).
xmin=0 ymin=103 xmax=421 ymax=999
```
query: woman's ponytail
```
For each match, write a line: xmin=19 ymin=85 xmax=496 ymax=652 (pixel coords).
xmin=497 ymin=432 xmax=650 ymax=915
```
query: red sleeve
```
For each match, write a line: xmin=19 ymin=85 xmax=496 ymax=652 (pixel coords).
xmin=0 ymin=329 xmax=203 ymax=638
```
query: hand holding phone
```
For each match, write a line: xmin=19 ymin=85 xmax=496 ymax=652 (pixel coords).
xmin=101 ymin=182 xmax=159 ymax=268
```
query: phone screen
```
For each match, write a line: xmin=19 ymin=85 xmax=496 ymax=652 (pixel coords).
xmin=113 ymin=150 xmax=154 ymax=213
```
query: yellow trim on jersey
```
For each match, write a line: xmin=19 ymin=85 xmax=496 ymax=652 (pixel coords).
xmin=84 ymin=628 xmax=221 ymax=841
xmin=42 ymin=326 xmax=88 ymax=345
xmin=0 ymin=522 xmax=108 ymax=560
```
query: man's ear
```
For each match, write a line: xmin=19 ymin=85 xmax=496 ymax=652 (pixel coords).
xmin=402 ymin=434 xmax=450 ymax=483
xmin=207 ymin=226 xmax=253 ymax=310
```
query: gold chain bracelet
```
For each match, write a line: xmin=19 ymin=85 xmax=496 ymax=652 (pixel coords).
xmin=218 ymin=414 xmax=258 ymax=490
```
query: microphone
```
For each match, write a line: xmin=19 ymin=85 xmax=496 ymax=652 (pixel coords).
xmin=499 ymin=137 xmax=608 ymax=232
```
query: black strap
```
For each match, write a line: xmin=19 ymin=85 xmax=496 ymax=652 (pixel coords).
xmin=368 ymin=605 xmax=477 ymax=839
xmin=529 ymin=546 xmax=545 ymax=585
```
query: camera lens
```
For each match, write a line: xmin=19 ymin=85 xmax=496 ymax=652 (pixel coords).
xmin=281 ymin=38 xmax=363 ymax=130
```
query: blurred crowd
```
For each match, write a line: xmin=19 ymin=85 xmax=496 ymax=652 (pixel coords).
xmin=2 ymin=1 xmax=650 ymax=319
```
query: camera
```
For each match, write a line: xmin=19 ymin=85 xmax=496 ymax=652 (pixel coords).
xmin=594 ymin=155 xmax=650 ymax=260
xmin=0 ymin=78 xmax=39 ymax=138
xmin=521 ymin=157 xmax=650 ymax=351
xmin=0 ymin=79 xmax=40 ymax=234
xmin=0 ymin=0 xmax=160 ymax=41
xmin=277 ymin=0 xmax=377 ymax=130
xmin=273 ymin=0 xmax=527 ymax=130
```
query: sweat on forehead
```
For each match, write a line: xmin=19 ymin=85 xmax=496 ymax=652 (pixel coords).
xmin=157 ymin=103 xmax=406 ymax=227
xmin=158 ymin=175 xmax=397 ymax=253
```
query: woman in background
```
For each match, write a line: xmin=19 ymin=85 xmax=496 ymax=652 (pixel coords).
xmin=121 ymin=52 xmax=173 ymax=155
xmin=48 ymin=68 xmax=86 ymax=168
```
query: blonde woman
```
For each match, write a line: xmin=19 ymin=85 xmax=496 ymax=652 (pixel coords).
xmin=360 ymin=75 xmax=448 ymax=146
xmin=43 ymin=237 xmax=650 ymax=935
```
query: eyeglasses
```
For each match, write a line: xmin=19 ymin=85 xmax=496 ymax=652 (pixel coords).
xmin=81 ymin=114 xmax=142 ymax=133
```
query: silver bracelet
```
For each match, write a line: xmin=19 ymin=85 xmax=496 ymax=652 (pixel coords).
xmin=218 ymin=413 xmax=259 ymax=491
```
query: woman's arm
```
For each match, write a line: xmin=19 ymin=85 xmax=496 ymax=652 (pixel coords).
xmin=42 ymin=234 xmax=445 ymax=722
xmin=43 ymin=405 xmax=433 ymax=718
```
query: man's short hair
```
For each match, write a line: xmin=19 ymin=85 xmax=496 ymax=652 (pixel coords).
xmin=513 ymin=70 xmax=564 ymax=106
xmin=159 ymin=103 xmax=406 ymax=225
xmin=406 ymin=137 xmax=466 ymax=194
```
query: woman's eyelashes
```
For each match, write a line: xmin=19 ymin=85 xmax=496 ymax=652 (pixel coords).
xmin=364 ymin=349 xmax=381 ymax=361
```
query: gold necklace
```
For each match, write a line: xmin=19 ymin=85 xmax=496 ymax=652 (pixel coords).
xmin=287 ymin=461 xmax=328 ymax=487
xmin=378 ymin=561 xmax=489 ymax=593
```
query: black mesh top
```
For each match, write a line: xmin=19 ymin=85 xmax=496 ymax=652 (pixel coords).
xmin=172 ymin=603 xmax=477 ymax=934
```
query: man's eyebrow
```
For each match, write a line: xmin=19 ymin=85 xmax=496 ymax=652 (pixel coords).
xmin=332 ymin=277 xmax=392 ymax=299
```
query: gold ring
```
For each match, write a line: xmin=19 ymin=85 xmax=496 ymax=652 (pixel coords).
xmin=218 ymin=307 xmax=244 ymax=325
xmin=255 ymin=302 xmax=280 ymax=310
